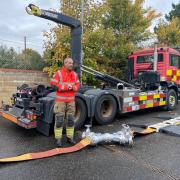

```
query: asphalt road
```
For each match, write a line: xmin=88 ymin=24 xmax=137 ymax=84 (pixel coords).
xmin=0 ymin=105 xmax=180 ymax=180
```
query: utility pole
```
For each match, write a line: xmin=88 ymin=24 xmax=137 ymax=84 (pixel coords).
xmin=154 ymin=42 xmax=158 ymax=72
xmin=24 ymin=36 xmax=27 ymax=69
xmin=80 ymin=0 xmax=84 ymax=82
xmin=81 ymin=0 xmax=84 ymax=39
xmin=24 ymin=36 xmax=27 ymax=51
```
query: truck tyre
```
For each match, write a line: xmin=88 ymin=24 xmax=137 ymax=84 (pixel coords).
xmin=95 ymin=95 xmax=117 ymax=125
xmin=164 ymin=89 xmax=177 ymax=111
xmin=75 ymin=98 xmax=87 ymax=130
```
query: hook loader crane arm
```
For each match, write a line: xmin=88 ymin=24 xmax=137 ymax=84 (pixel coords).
xmin=26 ymin=4 xmax=82 ymax=76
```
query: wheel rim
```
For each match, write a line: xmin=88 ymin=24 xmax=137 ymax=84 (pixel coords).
xmin=100 ymin=100 xmax=113 ymax=118
xmin=169 ymin=95 xmax=176 ymax=107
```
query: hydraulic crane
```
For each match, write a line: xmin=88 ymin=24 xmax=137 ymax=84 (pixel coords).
xmin=26 ymin=4 xmax=82 ymax=76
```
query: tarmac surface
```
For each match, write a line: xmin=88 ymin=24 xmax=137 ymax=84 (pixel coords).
xmin=0 ymin=105 xmax=180 ymax=180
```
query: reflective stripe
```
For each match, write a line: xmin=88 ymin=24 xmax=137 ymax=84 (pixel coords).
xmin=166 ymin=70 xmax=172 ymax=76
xmin=54 ymin=128 xmax=63 ymax=139
xmin=159 ymin=101 xmax=166 ymax=106
xmin=56 ymin=96 xmax=75 ymax=100
xmin=146 ymin=102 xmax=153 ymax=108
xmin=51 ymin=79 xmax=58 ymax=83
xmin=139 ymin=96 xmax=147 ymax=101
xmin=132 ymin=105 xmax=139 ymax=111
xmin=58 ymin=70 xmax=78 ymax=85
xmin=61 ymin=85 xmax=65 ymax=91
xmin=172 ymin=76 xmax=177 ymax=81
xmin=176 ymin=70 xmax=180 ymax=76
xmin=74 ymin=72 xmax=79 ymax=83
xmin=124 ymin=97 xmax=132 ymax=103
xmin=58 ymin=70 xmax=62 ymax=83
xmin=61 ymin=82 xmax=74 ymax=85
xmin=153 ymin=94 xmax=160 ymax=99
xmin=66 ymin=127 xmax=74 ymax=138
xmin=74 ymin=72 xmax=76 ymax=82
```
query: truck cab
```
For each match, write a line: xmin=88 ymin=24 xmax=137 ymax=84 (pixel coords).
xmin=128 ymin=47 xmax=180 ymax=86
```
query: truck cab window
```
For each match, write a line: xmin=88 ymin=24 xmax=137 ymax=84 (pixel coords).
xmin=169 ymin=54 xmax=180 ymax=68
xmin=137 ymin=54 xmax=163 ymax=64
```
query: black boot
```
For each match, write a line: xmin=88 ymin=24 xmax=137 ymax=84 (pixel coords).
xmin=55 ymin=138 xmax=62 ymax=147
xmin=54 ymin=115 xmax=64 ymax=147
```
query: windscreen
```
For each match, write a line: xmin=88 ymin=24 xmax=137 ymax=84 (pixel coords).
xmin=137 ymin=54 xmax=163 ymax=64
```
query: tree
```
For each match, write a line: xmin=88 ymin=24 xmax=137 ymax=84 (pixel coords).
xmin=97 ymin=0 xmax=161 ymax=78
xmin=43 ymin=0 xmax=160 ymax=81
xmin=18 ymin=48 xmax=44 ymax=70
xmin=0 ymin=45 xmax=18 ymax=69
xmin=155 ymin=2 xmax=180 ymax=47
xmin=155 ymin=18 xmax=180 ymax=47
xmin=0 ymin=46 xmax=44 ymax=70
xmin=165 ymin=3 xmax=180 ymax=21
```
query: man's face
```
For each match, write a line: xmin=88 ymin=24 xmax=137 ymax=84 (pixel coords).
xmin=64 ymin=58 xmax=74 ymax=71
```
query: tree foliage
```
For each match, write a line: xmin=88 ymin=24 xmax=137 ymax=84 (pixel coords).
xmin=43 ymin=0 xmax=160 ymax=83
xmin=155 ymin=18 xmax=180 ymax=47
xmin=155 ymin=2 xmax=180 ymax=47
xmin=165 ymin=3 xmax=180 ymax=21
xmin=0 ymin=46 xmax=44 ymax=70
xmin=17 ymin=48 xmax=44 ymax=70
xmin=101 ymin=0 xmax=161 ymax=78
xmin=0 ymin=45 xmax=18 ymax=68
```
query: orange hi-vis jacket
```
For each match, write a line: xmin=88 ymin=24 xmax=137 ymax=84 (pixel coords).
xmin=50 ymin=67 xmax=80 ymax=102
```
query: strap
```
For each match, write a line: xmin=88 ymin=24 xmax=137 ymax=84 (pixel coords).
xmin=74 ymin=72 xmax=76 ymax=82
xmin=56 ymin=96 xmax=75 ymax=101
xmin=74 ymin=72 xmax=80 ymax=83
xmin=58 ymin=70 xmax=63 ymax=83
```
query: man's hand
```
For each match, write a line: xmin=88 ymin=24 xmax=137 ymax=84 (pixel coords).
xmin=68 ymin=84 xmax=73 ymax=91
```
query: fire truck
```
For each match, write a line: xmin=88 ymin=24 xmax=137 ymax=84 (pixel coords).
xmin=127 ymin=46 xmax=180 ymax=95
xmin=0 ymin=4 xmax=179 ymax=136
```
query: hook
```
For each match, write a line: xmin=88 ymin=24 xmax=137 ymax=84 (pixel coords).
xmin=25 ymin=4 xmax=42 ymax=16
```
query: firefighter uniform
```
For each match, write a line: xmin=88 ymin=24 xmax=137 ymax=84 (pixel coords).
xmin=50 ymin=66 xmax=80 ymax=146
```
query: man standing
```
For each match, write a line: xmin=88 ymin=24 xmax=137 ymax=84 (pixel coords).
xmin=50 ymin=58 xmax=80 ymax=147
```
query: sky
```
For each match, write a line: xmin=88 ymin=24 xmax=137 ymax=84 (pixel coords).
xmin=0 ymin=0 xmax=179 ymax=55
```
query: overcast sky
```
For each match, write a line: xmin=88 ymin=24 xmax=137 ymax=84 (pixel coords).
xmin=0 ymin=0 xmax=179 ymax=55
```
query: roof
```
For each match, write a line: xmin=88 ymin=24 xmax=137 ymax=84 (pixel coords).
xmin=131 ymin=47 xmax=180 ymax=56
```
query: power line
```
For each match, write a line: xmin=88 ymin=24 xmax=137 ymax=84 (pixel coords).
xmin=0 ymin=37 xmax=43 ymax=47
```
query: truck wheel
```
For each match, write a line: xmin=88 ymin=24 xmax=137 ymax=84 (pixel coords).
xmin=95 ymin=95 xmax=117 ymax=125
xmin=164 ymin=89 xmax=177 ymax=111
xmin=75 ymin=98 xmax=87 ymax=130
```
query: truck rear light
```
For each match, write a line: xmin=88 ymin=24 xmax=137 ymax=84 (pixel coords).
xmin=33 ymin=114 xmax=37 ymax=120
xmin=25 ymin=110 xmax=37 ymax=121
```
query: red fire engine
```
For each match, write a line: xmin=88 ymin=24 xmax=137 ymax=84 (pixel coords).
xmin=128 ymin=47 xmax=180 ymax=86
